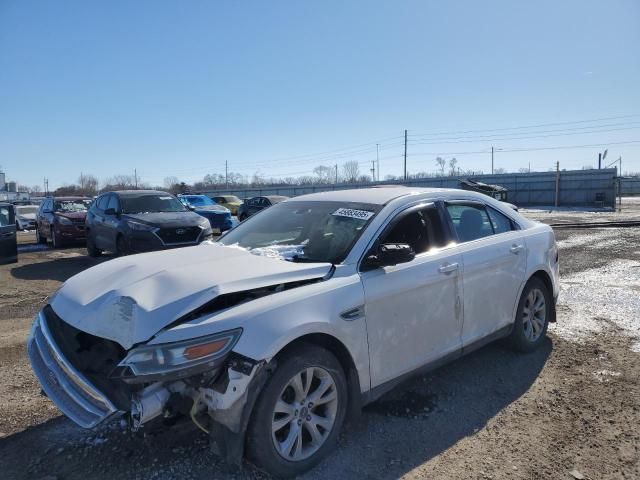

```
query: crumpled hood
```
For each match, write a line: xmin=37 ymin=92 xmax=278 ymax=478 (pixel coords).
xmin=50 ymin=244 xmax=332 ymax=349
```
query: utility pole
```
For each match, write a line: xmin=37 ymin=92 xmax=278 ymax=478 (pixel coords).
xmin=371 ymin=160 xmax=376 ymax=182
xmin=134 ymin=169 xmax=138 ymax=189
xmin=376 ymin=143 xmax=380 ymax=182
xmin=225 ymin=160 xmax=228 ymax=189
xmin=491 ymin=146 xmax=494 ymax=175
xmin=403 ymin=129 xmax=408 ymax=181
xmin=555 ymin=161 xmax=560 ymax=207
xmin=335 ymin=164 xmax=338 ymax=184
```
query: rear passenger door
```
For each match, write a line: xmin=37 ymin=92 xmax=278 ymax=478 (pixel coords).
xmin=445 ymin=202 xmax=526 ymax=347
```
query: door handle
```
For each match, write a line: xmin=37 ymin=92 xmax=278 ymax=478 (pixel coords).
xmin=438 ymin=262 xmax=459 ymax=274
xmin=510 ymin=244 xmax=525 ymax=254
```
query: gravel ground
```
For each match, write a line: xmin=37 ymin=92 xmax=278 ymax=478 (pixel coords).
xmin=1 ymin=205 xmax=639 ymax=480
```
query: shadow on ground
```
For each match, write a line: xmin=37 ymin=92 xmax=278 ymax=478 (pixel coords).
xmin=10 ymin=252 xmax=105 ymax=282
xmin=0 ymin=338 xmax=552 ymax=480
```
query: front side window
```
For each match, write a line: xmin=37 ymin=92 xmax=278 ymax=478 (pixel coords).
xmin=54 ymin=199 xmax=91 ymax=212
xmin=379 ymin=205 xmax=445 ymax=255
xmin=106 ymin=195 xmax=119 ymax=212
xmin=446 ymin=204 xmax=494 ymax=243
xmin=218 ymin=201 xmax=381 ymax=264
xmin=120 ymin=194 xmax=187 ymax=214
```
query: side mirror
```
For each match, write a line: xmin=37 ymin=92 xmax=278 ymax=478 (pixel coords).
xmin=364 ymin=243 xmax=415 ymax=269
xmin=104 ymin=208 xmax=118 ymax=216
xmin=187 ymin=205 xmax=196 ymax=211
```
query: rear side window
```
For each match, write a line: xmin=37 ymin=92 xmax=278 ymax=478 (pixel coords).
xmin=380 ymin=205 xmax=445 ymax=255
xmin=446 ymin=204 xmax=494 ymax=242
xmin=0 ymin=206 xmax=13 ymax=226
xmin=486 ymin=206 xmax=515 ymax=234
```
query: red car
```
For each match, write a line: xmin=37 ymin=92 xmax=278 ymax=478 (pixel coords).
xmin=35 ymin=196 xmax=92 ymax=248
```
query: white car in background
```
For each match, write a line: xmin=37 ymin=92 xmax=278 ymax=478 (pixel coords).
xmin=28 ymin=187 xmax=559 ymax=477
xmin=15 ymin=204 xmax=38 ymax=230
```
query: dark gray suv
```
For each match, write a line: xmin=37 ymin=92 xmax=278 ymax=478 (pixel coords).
xmin=85 ymin=190 xmax=213 ymax=256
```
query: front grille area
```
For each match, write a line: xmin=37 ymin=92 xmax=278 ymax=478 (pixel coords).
xmin=156 ymin=226 xmax=202 ymax=244
xmin=27 ymin=310 xmax=122 ymax=428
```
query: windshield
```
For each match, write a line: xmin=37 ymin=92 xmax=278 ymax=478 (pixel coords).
xmin=223 ymin=196 xmax=241 ymax=203
xmin=17 ymin=206 xmax=38 ymax=215
xmin=54 ymin=200 xmax=90 ymax=212
xmin=121 ymin=194 xmax=187 ymax=214
xmin=218 ymin=201 xmax=381 ymax=264
xmin=182 ymin=195 xmax=215 ymax=207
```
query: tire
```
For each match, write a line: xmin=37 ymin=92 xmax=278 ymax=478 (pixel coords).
xmin=86 ymin=232 xmax=102 ymax=257
xmin=116 ymin=235 xmax=129 ymax=256
xmin=51 ymin=227 xmax=64 ymax=249
xmin=239 ymin=214 xmax=247 ymax=222
xmin=36 ymin=226 xmax=47 ymax=244
xmin=246 ymin=344 xmax=348 ymax=478
xmin=507 ymin=277 xmax=551 ymax=352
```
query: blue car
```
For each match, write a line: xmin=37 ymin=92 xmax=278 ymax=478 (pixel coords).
xmin=178 ymin=194 xmax=233 ymax=233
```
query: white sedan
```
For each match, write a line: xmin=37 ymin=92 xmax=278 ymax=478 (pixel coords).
xmin=28 ymin=187 xmax=559 ymax=477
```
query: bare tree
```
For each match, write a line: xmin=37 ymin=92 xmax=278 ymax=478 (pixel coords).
xmin=342 ymin=161 xmax=360 ymax=183
xmin=313 ymin=165 xmax=335 ymax=184
xmin=448 ymin=157 xmax=458 ymax=176
xmin=78 ymin=173 xmax=98 ymax=196
xmin=493 ymin=167 xmax=506 ymax=174
xmin=435 ymin=157 xmax=446 ymax=176
xmin=518 ymin=167 xmax=530 ymax=173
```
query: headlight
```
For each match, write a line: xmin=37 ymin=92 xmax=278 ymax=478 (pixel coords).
xmin=126 ymin=220 xmax=157 ymax=232
xmin=118 ymin=328 xmax=242 ymax=376
xmin=198 ymin=217 xmax=211 ymax=228
xmin=57 ymin=216 xmax=73 ymax=225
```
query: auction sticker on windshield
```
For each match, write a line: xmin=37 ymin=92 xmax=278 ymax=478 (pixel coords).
xmin=332 ymin=208 xmax=374 ymax=220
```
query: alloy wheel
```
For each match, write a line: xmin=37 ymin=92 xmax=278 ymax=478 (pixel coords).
xmin=271 ymin=366 xmax=339 ymax=462
xmin=522 ymin=288 xmax=546 ymax=342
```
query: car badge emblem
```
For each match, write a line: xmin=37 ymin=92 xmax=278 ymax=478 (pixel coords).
xmin=176 ymin=229 xmax=185 ymax=235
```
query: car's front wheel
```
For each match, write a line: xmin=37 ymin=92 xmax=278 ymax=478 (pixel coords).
xmin=86 ymin=232 xmax=102 ymax=257
xmin=35 ymin=225 xmax=47 ymax=244
xmin=246 ymin=344 xmax=347 ymax=478
xmin=507 ymin=277 xmax=552 ymax=352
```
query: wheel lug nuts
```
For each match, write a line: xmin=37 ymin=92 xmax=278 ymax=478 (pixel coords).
xmin=308 ymin=402 xmax=313 ymax=408
xmin=297 ymin=419 xmax=302 ymax=425
xmin=306 ymin=415 xmax=311 ymax=421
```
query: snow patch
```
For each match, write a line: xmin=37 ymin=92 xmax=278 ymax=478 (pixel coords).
xmin=550 ymin=259 xmax=640 ymax=352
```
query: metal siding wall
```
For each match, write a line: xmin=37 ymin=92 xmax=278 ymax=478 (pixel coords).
xmin=202 ymin=168 xmax=617 ymax=208
xmin=621 ymin=177 xmax=640 ymax=195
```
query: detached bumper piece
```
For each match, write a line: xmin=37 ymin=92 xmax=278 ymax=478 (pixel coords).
xmin=27 ymin=311 xmax=122 ymax=428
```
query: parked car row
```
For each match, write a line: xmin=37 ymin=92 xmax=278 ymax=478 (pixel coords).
xmin=31 ymin=191 xmax=289 ymax=253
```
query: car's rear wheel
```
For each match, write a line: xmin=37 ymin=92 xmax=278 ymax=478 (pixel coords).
xmin=507 ymin=277 xmax=551 ymax=352
xmin=86 ymin=232 xmax=102 ymax=257
xmin=246 ymin=344 xmax=347 ymax=478
xmin=239 ymin=213 xmax=247 ymax=222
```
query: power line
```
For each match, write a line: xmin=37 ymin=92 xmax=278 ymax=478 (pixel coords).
xmin=407 ymin=113 xmax=640 ymax=138
xmin=408 ymin=120 xmax=640 ymax=143
xmin=406 ymin=125 xmax=640 ymax=146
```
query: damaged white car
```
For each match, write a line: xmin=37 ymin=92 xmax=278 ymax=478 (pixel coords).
xmin=28 ymin=187 xmax=559 ymax=477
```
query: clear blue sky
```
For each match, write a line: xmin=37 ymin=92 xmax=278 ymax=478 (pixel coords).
xmin=1 ymin=0 xmax=639 ymax=190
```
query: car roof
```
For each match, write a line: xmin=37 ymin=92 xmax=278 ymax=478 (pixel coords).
xmin=108 ymin=190 xmax=173 ymax=198
xmin=288 ymin=186 xmax=465 ymax=205
xmin=50 ymin=196 xmax=91 ymax=201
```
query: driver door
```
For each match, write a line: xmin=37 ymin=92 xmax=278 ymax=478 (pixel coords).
xmin=360 ymin=203 xmax=463 ymax=388
xmin=0 ymin=204 xmax=17 ymax=264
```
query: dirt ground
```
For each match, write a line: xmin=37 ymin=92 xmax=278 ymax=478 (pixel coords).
xmin=0 ymin=201 xmax=639 ymax=480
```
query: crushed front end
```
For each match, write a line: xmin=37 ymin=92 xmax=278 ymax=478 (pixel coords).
xmin=27 ymin=306 xmax=268 ymax=464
